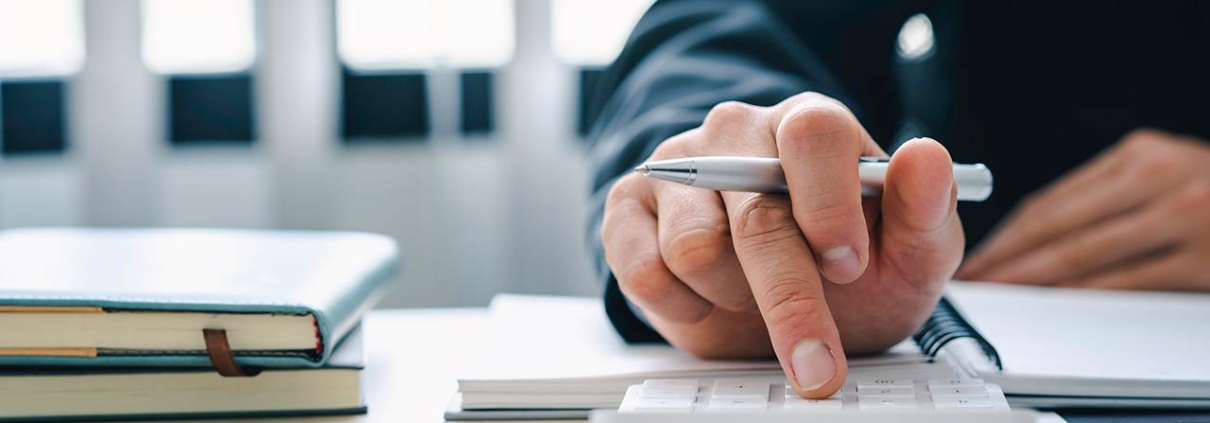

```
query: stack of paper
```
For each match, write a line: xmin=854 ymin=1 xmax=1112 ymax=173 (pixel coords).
xmin=454 ymin=295 xmax=935 ymax=411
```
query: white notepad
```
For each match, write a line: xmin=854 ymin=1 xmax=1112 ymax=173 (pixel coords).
xmin=943 ymin=281 xmax=1210 ymax=403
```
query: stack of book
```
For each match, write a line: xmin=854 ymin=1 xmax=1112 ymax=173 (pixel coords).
xmin=0 ymin=228 xmax=399 ymax=421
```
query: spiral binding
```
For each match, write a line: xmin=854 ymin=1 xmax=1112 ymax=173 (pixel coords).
xmin=912 ymin=297 xmax=1003 ymax=370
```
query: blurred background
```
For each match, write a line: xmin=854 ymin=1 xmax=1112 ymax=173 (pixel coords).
xmin=0 ymin=0 xmax=655 ymax=307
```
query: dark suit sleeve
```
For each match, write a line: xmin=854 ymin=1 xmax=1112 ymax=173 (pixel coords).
xmin=584 ymin=0 xmax=907 ymax=342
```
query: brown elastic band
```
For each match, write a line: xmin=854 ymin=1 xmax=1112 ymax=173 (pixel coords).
xmin=203 ymin=329 xmax=260 ymax=377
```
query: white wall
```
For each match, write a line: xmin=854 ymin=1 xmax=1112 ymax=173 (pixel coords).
xmin=0 ymin=0 xmax=603 ymax=307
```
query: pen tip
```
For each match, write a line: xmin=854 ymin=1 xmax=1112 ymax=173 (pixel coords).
xmin=634 ymin=165 xmax=649 ymax=176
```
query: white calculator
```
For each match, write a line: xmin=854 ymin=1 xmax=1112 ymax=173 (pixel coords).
xmin=592 ymin=377 xmax=1036 ymax=423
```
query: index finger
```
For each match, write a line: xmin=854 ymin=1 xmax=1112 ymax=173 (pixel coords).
xmin=771 ymin=94 xmax=880 ymax=284
xmin=722 ymin=190 xmax=848 ymax=399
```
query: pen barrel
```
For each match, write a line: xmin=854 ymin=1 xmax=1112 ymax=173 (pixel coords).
xmin=690 ymin=157 xmax=993 ymax=201
xmin=690 ymin=157 xmax=788 ymax=193
xmin=951 ymin=164 xmax=994 ymax=202
xmin=856 ymin=162 xmax=994 ymax=201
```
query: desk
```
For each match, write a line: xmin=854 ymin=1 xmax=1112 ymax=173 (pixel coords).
xmin=358 ymin=308 xmax=490 ymax=423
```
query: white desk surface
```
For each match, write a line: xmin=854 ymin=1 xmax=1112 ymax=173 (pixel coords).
xmin=196 ymin=308 xmax=575 ymax=423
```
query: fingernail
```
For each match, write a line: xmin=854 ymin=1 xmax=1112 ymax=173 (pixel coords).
xmin=791 ymin=339 xmax=836 ymax=391
xmin=821 ymin=246 xmax=860 ymax=281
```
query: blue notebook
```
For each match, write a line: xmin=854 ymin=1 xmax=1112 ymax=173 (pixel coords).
xmin=0 ymin=228 xmax=399 ymax=369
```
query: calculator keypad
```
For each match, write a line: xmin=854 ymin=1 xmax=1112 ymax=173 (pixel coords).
xmin=618 ymin=377 xmax=1011 ymax=414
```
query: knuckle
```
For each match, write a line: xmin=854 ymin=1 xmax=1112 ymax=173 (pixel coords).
xmin=1123 ymin=128 xmax=1161 ymax=142
xmin=796 ymin=201 xmax=859 ymax=230
xmin=732 ymin=196 xmax=801 ymax=244
xmin=599 ymin=215 xmax=615 ymax=246
xmin=1174 ymin=180 xmax=1210 ymax=213
xmin=783 ymin=91 xmax=845 ymax=109
xmin=1135 ymin=154 xmax=1175 ymax=179
xmin=605 ymin=175 xmax=644 ymax=207
xmin=759 ymin=281 xmax=828 ymax=331
xmin=617 ymin=255 xmax=673 ymax=303
xmin=1122 ymin=128 xmax=1158 ymax=148
xmin=664 ymin=225 xmax=731 ymax=276
xmin=778 ymin=102 xmax=859 ymax=151
xmin=650 ymin=134 xmax=695 ymax=160
xmin=1119 ymin=128 xmax=1172 ymax=156
xmin=703 ymin=101 xmax=756 ymax=128
xmin=601 ymin=179 xmax=645 ymax=249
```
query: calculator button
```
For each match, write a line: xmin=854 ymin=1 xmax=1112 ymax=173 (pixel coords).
xmin=933 ymin=397 xmax=995 ymax=409
xmin=631 ymin=397 xmax=695 ymax=412
xmin=639 ymin=386 xmax=697 ymax=398
xmin=929 ymin=386 xmax=989 ymax=398
xmin=783 ymin=397 xmax=843 ymax=410
xmin=857 ymin=379 xmax=913 ymax=389
xmin=858 ymin=397 xmax=918 ymax=409
xmin=706 ymin=397 xmax=768 ymax=411
xmin=927 ymin=379 xmax=985 ymax=388
xmin=643 ymin=379 xmax=700 ymax=389
xmin=784 ymin=384 xmax=841 ymax=399
xmin=857 ymin=386 xmax=916 ymax=397
xmin=712 ymin=379 xmax=769 ymax=399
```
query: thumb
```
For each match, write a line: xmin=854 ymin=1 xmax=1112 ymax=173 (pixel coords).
xmin=880 ymin=138 xmax=965 ymax=287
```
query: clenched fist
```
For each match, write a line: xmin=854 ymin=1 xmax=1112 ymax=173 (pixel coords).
xmin=601 ymin=93 xmax=964 ymax=399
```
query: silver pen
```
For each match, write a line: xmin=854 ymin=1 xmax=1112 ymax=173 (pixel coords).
xmin=635 ymin=156 xmax=993 ymax=202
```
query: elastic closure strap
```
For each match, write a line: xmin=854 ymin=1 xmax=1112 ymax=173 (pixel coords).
xmin=203 ymin=329 xmax=262 ymax=377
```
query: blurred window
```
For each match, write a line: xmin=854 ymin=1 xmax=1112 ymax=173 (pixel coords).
xmin=340 ymin=70 xmax=429 ymax=141
xmin=552 ymin=0 xmax=652 ymax=66
xmin=553 ymin=0 xmax=653 ymax=138
xmin=0 ymin=0 xmax=85 ymax=77
xmin=1 ymin=81 xmax=66 ymax=155
xmin=337 ymin=0 xmax=515 ymax=70
xmin=0 ymin=0 xmax=81 ymax=156
xmin=460 ymin=71 xmax=493 ymax=136
xmin=169 ymin=75 xmax=255 ymax=145
xmin=142 ymin=0 xmax=257 ymax=145
xmin=337 ymin=0 xmax=514 ymax=141
xmin=141 ymin=0 xmax=256 ymax=74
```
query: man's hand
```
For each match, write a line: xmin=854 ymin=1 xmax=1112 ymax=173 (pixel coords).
xmin=600 ymin=93 xmax=963 ymax=399
xmin=959 ymin=129 xmax=1210 ymax=290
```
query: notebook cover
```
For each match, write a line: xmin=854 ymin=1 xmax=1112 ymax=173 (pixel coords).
xmin=0 ymin=228 xmax=398 ymax=369
xmin=0 ymin=327 xmax=366 ymax=422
